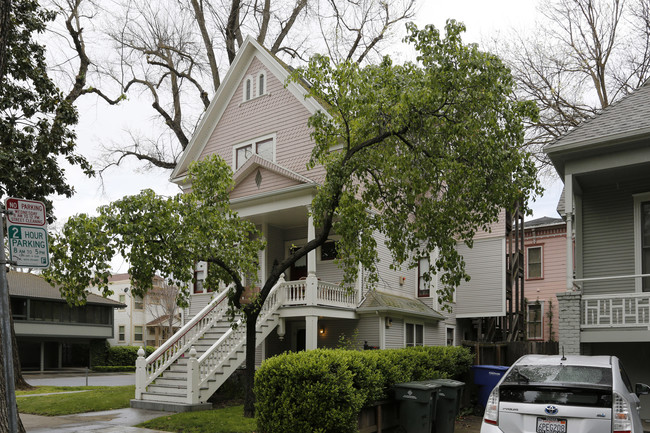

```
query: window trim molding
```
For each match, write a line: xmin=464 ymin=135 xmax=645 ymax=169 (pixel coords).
xmin=526 ymin=244 xmax=544 ymax=280
xmin=633 ymin=192 xmax=650 ymax=292
xmin=256 ymin=70 xmax=267 ymax=97
xmin=243 ymin=75 xmax=254 ymax=101
xmin=526 ymin=301 xmax=544 ymax=341
xmin=232 ymin=133 xmax=277 ymax=171
xmin=133 ymin=325 xmax=144 ymax=343
xmin=404 ymin=321 xmax=424 ymax=347
xmin=446 ymin=324 xmax=456 ymax=346
xmin=118 ymin=325 xmax=126 ymax=342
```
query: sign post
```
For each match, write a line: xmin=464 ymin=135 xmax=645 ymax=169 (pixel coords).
xmin=1 ymin=197 xmax=49 ymax=432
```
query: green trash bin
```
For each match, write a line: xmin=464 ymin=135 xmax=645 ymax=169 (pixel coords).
xmin=429 ymin=378 xmax=465 ymax=433
xmin=392 ymin=380 xmax=441 ymax=433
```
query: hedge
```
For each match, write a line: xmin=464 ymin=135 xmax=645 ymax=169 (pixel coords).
xmin=254 ymin=346 xmax=473 ymax=433
xmin=92 ymin=365 xmax=136 ymax=372
xmin=98 ymin=346 xmax=156 ymax=367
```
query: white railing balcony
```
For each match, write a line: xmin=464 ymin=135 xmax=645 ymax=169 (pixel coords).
xmin=280 ymin=278 xmax=357 ymax=310
xmin=582 ymin=293 xmax=650 ymax=328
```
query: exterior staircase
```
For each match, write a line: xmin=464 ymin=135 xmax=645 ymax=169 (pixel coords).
xmin=130 ymin=279 xmax=284 ymax=412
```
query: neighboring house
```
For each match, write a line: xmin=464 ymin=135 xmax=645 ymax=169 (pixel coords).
xmin=131 ymin=36 xmax=513 ymax=411
xmin=90 ymin=273 xmax=181 ymax=348
xmin=523 ymin=216 xmax=566 ymax=342
xmin=546 ymin=80 xmax=650 ymax=418
xmin=8 ymin=272 xmax=123 ymax=371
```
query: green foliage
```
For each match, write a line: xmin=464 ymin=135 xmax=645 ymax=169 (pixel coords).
xmin=45 ymin=155 xmax=264 ymax=308
xmin=104 ymin=345 xmax=155 ymax=366
xmin=92 ymin=365 xmax=136 ymax=372
xmin=0 ymin=0 xmax=92 ymax=217
xmin=291 ymin=21 xmax=541 ymax=310
xmin=254 ymin=346 xmax=472 ymax=433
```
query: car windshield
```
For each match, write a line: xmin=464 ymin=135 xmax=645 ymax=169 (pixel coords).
xmin=503 ymin=365 xmax=612 ymax=386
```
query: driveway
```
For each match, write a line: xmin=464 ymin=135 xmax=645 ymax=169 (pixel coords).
xmin=21 ymin=408 xmax=166 ymax=433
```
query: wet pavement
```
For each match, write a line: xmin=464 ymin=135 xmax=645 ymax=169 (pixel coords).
xmin=21 ymin=408 xmax=167 ymax=433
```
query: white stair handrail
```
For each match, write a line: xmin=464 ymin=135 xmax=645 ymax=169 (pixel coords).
xmin=141 ymin=289 xmax=230 ymax=389
xmin=195 ymin=278 xmax=285 ymax=388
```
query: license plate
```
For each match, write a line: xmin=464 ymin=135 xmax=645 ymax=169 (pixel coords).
xmin=536 ymin=417 xmax=567 ymax=433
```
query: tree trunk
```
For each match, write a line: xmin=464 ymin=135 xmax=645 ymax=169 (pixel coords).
xmin=0 ymin=320 xmax=26 ymax=433
xmin=10 ymin=309 xmax=31 ymax=390
xmin=243 ymin=309 xmax=259 ymax=418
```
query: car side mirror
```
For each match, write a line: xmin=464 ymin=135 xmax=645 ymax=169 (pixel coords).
xmin=635 ymin=383 xmax=650 ymax=396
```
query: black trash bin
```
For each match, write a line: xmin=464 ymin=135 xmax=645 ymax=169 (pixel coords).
xmin=393 ymin=380 xmax=441 ymax=433
xmin=429 ymin=378 xmax=465 ymax=433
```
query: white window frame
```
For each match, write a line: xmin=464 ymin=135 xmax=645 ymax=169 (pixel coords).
xmin=232 ymin=133 xmax=276 ymax=171
xmin=133 ymin=325 xmax=144 ymax=342
xmin=404 ymin=322 xmax=424 ymax=347
xmin=133 ymin=295 xmax=144 ymax=310
xmin=633 ymin=192 xmax=650 ymax=292
xmin=526 ymin=302 xmax=544 ymax=341
xmin=118 ymin=325 xmax=125 ymax=342
xmin=256 ymin=70 xmax=267 ymax=97
xmin=526 ymin=245 xmax=543 ymax=280
xmin=243 ymin=75 xmax=253 ymax=101
xmin=317 ymin=235 xmax=341 ymax=264
xmin=445 ymin=325 xmax=456 ymax=346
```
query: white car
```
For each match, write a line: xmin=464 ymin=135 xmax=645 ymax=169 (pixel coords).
xmin=480 ymin=354 xmax=650 ymax=433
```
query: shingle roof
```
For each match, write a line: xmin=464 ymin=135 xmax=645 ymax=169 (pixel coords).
xmin=525 ymin=216 xmax=565 ymax=228
xmin=357 ymin=290 xmax=445 ymax=320
xmin=546 ymin=81 xmax=650 ymax=151
xmin=7 ymin=272 xmax=124 ymax=307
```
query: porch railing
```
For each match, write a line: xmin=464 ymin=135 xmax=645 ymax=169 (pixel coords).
xmin=582 ymin=292 xmax=650 ymax=328
xmin=280 ymin=278 xmax=356 ymax=309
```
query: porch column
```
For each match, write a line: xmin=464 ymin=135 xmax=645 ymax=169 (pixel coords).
xmin=40 ymin=341 xmax=45 ymax=372
xmin=305 ymin=206 xmax=318 ymax=305
xmin=556 ymin=291 xmax=582 ymax=355
xmin=305 ymin=316 xmax=318 ymax=350
xmin=307 ymin=206 xmax=316 ymax=276
xmin=58 ymin=343 xmax=63 ymax=368
xmin=564 ymin=174 xmax=574 ymax=290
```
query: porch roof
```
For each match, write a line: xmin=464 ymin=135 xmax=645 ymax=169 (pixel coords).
xmin=357 ymin=290 xmax=445 ymax=321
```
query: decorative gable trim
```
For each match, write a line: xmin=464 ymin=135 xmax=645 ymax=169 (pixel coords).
xmin=170 ymin=36 xmax=327 ymax=183
xmin=232 ymin=153 xmax=315 ymax=187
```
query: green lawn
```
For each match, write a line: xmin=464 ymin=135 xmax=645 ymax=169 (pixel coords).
xmin=17 ymin=385 xmax=134 ymax=415
xmin=16 ymin=386 xmax=104 ymax=396
xmin=138 ymin=405 xmax=256 ymax=433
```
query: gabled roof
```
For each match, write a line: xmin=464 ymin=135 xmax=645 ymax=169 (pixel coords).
xmin=357 ymin=290 xmax=445 ymax=321
xmin=232 ymin=153 xmax=316 ymax=186
xmin=170 ymin=36 xmax=328 ymax=183
xmin=8 ymin=272 xmax=125 ymax=307
xmin=525 ymin=216 xmax=565 ymax=229
xmin=545 ymin=81 xmax=650 ymax=175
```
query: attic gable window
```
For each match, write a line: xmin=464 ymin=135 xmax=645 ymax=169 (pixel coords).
xmin=233 ymin=135 xmax=275 ymax=170
xmin=243 ymin=76 xmax=253 ymax=101
xmin=258 ymin=72 xmax=266 ymax=96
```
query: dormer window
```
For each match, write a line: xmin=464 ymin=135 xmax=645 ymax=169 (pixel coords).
xmin=244 ymin=76 xmax=253 ymax=101
xmin=233 ymin=134 xmax=275 ymax=170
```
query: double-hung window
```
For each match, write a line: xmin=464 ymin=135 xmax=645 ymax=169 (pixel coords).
xmin=405 ymin=323 xmax=423 ymax=347
xmin=134 ymin=326 xmax=143 ymax=342
xmin=527 ymin=246 xmax=542 ymax=279
xmin=418 ymin=257 xmax=430 ymax=297
xmin=118 ymin=325 xmax=125 ymax=341
xmin=527 ymin=303 xmax=543 ymax=340
xmin=234 ymin=136 xmax=274 ymax=170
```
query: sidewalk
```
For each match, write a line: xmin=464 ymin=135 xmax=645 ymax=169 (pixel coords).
xmin=24 ymin=371 xmax=135 ymax=387
xmin=21 ymin=408 xmax=166 ymax=433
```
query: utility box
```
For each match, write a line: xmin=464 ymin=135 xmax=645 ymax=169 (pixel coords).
xmin=429 ymin=378 xmax=465 ymax=433
xmin=393 ymin=380 xmax=441 ymax=433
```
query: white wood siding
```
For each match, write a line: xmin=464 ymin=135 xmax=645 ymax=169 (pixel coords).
xmin=454 ymin=237 xmax=505 ymax=317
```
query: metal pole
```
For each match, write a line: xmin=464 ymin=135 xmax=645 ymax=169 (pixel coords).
xmin=0 ymin=204 xmax=18 ymax=432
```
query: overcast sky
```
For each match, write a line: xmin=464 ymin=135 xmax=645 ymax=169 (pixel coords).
xmin=49 ymin=0 xmax=564 ymax=271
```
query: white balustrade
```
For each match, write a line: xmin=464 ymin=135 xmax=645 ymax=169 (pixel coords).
xmin=582 ymin=292 xmax=650 ymax=328
xmin=317 ymin=281 xmax=356 ymax=308
xmin=283 ymin=280 xmax=307 ymax=305
xmin=137 ymin=289 xmax=230 ymax=394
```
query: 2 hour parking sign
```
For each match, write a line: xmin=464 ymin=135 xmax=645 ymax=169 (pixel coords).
xmin=5 ymin=198 xmax=49 ymax=268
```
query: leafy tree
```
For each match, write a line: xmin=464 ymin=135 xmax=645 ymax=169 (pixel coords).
xmin=492 ymin=0 xmax=650 ymax=169
xmin=46 ymin=22 xmax=541 ymax=417
xmin=0 ymin=0 xmax=100 ymax=431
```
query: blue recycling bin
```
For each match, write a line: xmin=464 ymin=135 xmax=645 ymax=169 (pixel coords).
xmin=472 ymin=365 xmax=510 ymax=408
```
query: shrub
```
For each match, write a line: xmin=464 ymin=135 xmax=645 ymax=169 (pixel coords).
xmin=106 ymin=346 xmax=155 ymax=366
xmin=254 ymin=346 xmax=472 ymax=433
xmin=92 ymin=365 xmax=136 ymax=372
xmin=90 ymin=340 xmax=109 ymax=367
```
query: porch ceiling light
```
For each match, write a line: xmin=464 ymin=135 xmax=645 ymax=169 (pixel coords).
xmin=319 ymin=326 xmax=325 ymax=335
